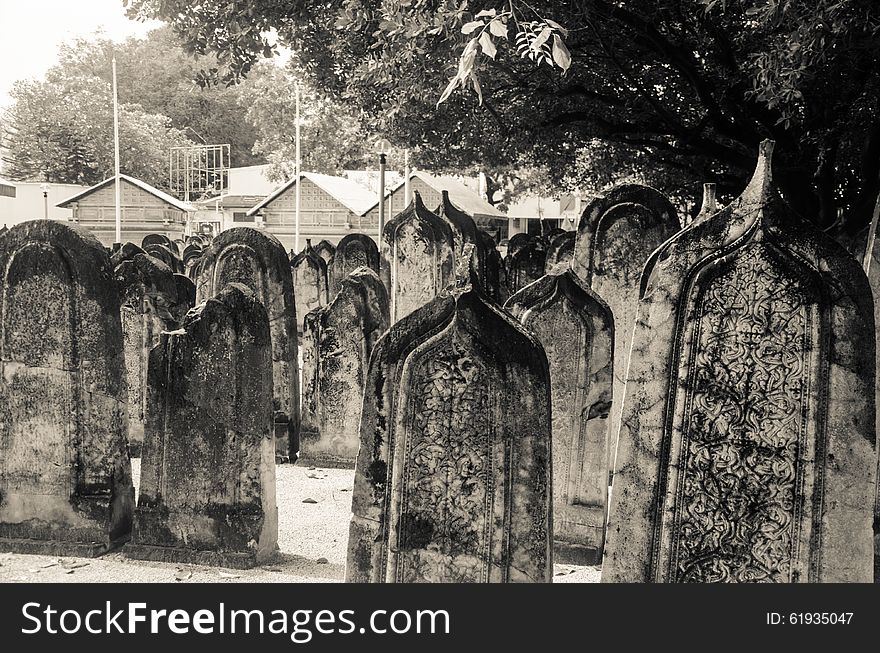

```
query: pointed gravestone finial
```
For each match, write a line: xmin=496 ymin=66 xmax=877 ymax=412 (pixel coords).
xmin=700 ymin=183 xmax=717 ymax=215
xmin=754 ymin=139 xmax=775 ymax=187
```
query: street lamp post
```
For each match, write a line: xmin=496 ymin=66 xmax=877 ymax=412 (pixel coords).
xmin=40 ymin=183 xmax=49 ymax=219
xmin=374 ymin=138 xmax=392 ymax=246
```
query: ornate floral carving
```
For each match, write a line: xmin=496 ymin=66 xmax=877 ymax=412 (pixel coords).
xmin=395 ymin=337 xmax=492 ymax=583
xmin=672 ymin=243 xmax=810 ymax=583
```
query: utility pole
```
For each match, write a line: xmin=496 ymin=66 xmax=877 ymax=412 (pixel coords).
xmin=112 ymin=56 xmax=122 ymax=244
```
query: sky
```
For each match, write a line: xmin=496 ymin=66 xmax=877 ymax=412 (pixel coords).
xmin=0 ymin=0 xmax=163 ymax=107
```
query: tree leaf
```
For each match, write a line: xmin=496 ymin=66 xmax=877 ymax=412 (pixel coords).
xmin=545 ymin=19 xmax=569 ymax=38
xmin=532 ymin=27 xmax=552 ymax=51
xmin=551 ymin=34 xmax=572 ymax=72
xmin=470 ymin=72 xmax=483 ymax=105
xmin=461 ymin=20 xmax=484 ymax=34
xmin=476 ymin=9 xmax=497 ymax=18
xmin=437 ymin=75 xmax=460 ymax=106
xmin=489 ymin=19 xmax=508 ymax=39
xmin=479 ymin=32 xmax=497 ymax=59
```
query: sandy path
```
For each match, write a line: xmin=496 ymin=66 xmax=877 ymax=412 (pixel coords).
xmin=0 ymin=461 xmax=600 ymax=583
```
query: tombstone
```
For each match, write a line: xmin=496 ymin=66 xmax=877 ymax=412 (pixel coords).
xmin=125 ymin=283 xmax=277 ymax=568
xmin=506 ymin=238 xmax=547 ymax=295
xmin=846 ymin=227 xmax=880 ymax=581
xmin=291 ymin=239 xmax=330 ymax=329
xmin=314 ymin=239 xmax=336 ymax=268
xmin=506 ymin=232 xmax=532 ymax=258
xmin=196 ymin=227 xmax=301 ymax=461
xmin=182 ymin=243 xmax=203 ymax=280
xmin=571 ymin=184 xmax=680 ymax=476
xmin=381 ymin=192 xmax=455 ymax=323
xmin=142 ymin=233 xmax=173 ymax=250
xmin=300 ymin=268 xmax=389 ymax=467
xmin=545 ymin=231 xmax=576 ymax=273
xmin=0 ymin=220 xmax=134 ymax=555
xmin=172 ymin=273 xmax=196 ymax=324
xmin=329 ymin=233 xmax=380 ymax=297
xmin=144 ymin=243 xmax=183 ymax=274
xmin=300 ymin=308 xmax=322 ymax=450
xmin=505 ymin=269 xmax=613 ymax=564
xmin=603 ymin=141 xmax=876 ymax=583
xmin=477 ymin=229 xmax=506 ymax=303
xmin=114 ymin=251 xmax=178 ymax=456
xmin=347 ymin=247 xmax=552 ymax=583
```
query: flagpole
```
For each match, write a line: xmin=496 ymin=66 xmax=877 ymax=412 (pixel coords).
xmin=294 ymin=83 xmax=301 ymax=253
xmin=112 ymin=56 xmax=122 ymax=244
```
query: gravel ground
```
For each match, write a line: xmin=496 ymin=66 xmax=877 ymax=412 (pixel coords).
xmin=0 ymin=460 xmax=600 ymax=584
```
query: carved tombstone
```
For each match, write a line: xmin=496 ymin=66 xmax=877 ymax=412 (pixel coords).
xmin=144 ymin=243 xmax=183 ymax=274
xmin=171 ymin=273 xmax=196 ymax=324
xmin=506 ymin=238 xmax=547 ymax=295
xmin=182 ymin=243 xmax=203 ymax=280
xmin=314 ymin=239 xmax=336 ymax=268
xmin=329 ymin=233 xmax=380 ymax=297
xmin=505 ymin=269 xmax=613 ymax=564
xmin=196 ymin=227 xmax=301 ymax=461
xmin=114 ymin=250 xmax=178 ymax=456
xmin=381 ymin=192 xmax=455 ymax=323
xmin=603 ymin=141 xmax=877 ymax=583
xmin=845 ymin=227 xmax=880 ymax=581
xmin=291 ymin=239 xmax=330 ymax=329
xmin=506 ymin=233 xmax=532 ymax=259
xmin=126 ymin=284 xmax=277 ymax=568
xmin=571 ymin=184 xmax=680 ymax=475
xmin=545 ymin=231 xmax=576 ymax=273
xmin=300 ymin=268 xmax=389 ymax=467
xmin=477 ymin=229 xmax=506 ymax=303
xmin=347 ymin=248 xmax=553 ymax=583
xmin=0 ymin=220 xmax=134 ymax=555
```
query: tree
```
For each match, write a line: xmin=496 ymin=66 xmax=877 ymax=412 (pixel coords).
xmin=52 ymin=27 xmax=264 ymax=167
xmin=243 ymin=63 xmax=378 ymax=181
xmin=126 ymin=0 xmax=880 ymax=232
xmin=2 ymin=73 xmax=192 ymax=187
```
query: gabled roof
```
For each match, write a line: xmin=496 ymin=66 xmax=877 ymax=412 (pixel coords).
xmin=56 ymin=174 xmax=195 ymax=212
xmin=247 ymin=172 xmax=380 ymax=217
xmin=0 ymin=177 xmax=15 ymax=198
xmin=377 ymin=171 xmax=505 ymax=218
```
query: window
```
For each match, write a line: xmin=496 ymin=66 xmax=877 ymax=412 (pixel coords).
xmin=233 ymin=212 xmax=254 ymax=222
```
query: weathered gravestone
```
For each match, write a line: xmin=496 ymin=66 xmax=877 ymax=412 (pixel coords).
xmin=506 ymin=269 xmax=613 ymax=565
xmin=347 ymin=247 xmax=552 ymax=583
xmin=477 ymin=229 xmax=506 ymax=303
xmin=545 ymin=231 xmax=576 ymax=273
xmin=182 ymin=243 xmax=203 ymax=280
xmin=144 ymin=243 xmax=183 ymax=274
xmin=571 ymin=184 xmax=680 ymax=476
xmin=172 ymin=273 xmax=196 ymax=324
xmin=506 ymin=232 xmax=532 ymax=259
xmin=0 ymin=220 xmax=134 ymax=555
xmin=114 ymin=249 xmax=178 ymax=456
xmin=126 ymin=283 xmax=277 ymax=568
xmin=300 ymin=267 xmax=389 ymax=467
xmin=329 ymin=233 xmax=380 ymax=297
xmin=843 ymin=225 xmax=880 ymax=582
xmin=314 ymin=239 xmax=336 ymax=267
xmin=291 ymin=239 xmax=330 ymax=329
xmin=196 ymin=227 xmax=301 ymax=461
xmin=506 ymin=237 xmax=547 ymax=295
xmin=603 ymin=141 xmax=877 ymax=583
xmin=381 ymin=192 xmax=455 ymax=323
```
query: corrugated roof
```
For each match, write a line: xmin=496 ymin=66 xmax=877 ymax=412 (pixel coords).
xmin=56 ymin=174 xmax=195 ymax=212
xmin=374 ymin=171 xmax=505 ymax=218
xmin=247 ymin=172 xmax=380 ymax=217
